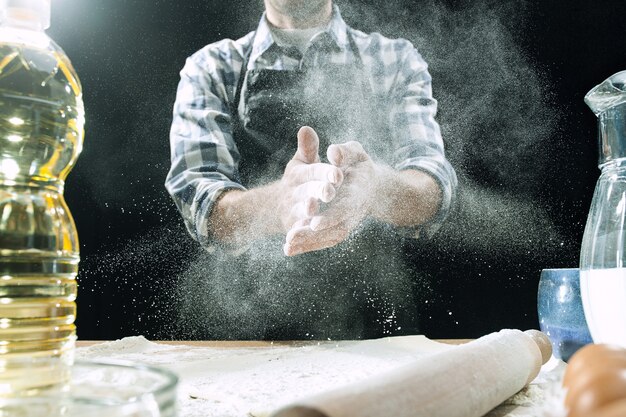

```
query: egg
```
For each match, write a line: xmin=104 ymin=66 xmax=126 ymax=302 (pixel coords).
xmin=564 ymin=355 xmax=626 ymax=399
xmin=566 ymin=369 xmax=626 ymax=416
xmin=585 ymin=398 xmax=626 ymax=417
xmin=563 ymin=344 xmax=626 ymax=389
xmin=562 ymin=344 xmax=626 ymax=416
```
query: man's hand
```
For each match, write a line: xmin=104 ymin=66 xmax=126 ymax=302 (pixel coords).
xmin=284 ymin=141 xmax=376 ymax=256
xmin=209 ymin=126 xmax=342 ymax=247
xmin=212 ymin=129 xmax=440 ymax=252
xmin=277 ymin=126 xmax=344 ymax=232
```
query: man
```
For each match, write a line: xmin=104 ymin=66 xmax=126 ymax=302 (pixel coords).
xmin=166 ymin=0 xmax=457 ymax=339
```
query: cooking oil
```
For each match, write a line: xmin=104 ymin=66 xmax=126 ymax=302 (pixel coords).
xmin=0 ymin=0 xmax=84 ymax=395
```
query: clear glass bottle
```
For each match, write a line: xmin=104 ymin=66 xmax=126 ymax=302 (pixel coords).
xmin=580 ymin=70 xmax=626 ymax=346
xmin=0 ymin=0 xmax=84 ymax=394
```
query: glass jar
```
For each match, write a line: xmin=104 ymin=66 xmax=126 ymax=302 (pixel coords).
xmin=0 ymin=360 xmax=179 ymax=417
xmin=580 ymin=70 xmax=626 ymax=346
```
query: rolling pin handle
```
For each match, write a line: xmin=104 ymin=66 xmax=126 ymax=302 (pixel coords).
xmin=272 ymin=406 xmax=328 ymax=417
xmin=524 ymin=329 xmax=552 ymax=365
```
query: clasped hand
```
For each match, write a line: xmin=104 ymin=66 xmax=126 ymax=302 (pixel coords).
xmin=280 ymin=126 xmax=377 ymax=256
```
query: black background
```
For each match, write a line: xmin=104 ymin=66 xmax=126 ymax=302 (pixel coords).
xmin=41 ymin=0 xmax=626 ymax=340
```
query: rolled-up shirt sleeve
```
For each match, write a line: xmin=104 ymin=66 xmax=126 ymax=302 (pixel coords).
xmin=165 ymin=55 xmax=245 ymax=249
xmin=388 ymin=44 xmax=458 ymax=238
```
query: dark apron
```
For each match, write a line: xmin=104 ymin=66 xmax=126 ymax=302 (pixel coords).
xmin=180 ymin=31 xmax=422 ymax=340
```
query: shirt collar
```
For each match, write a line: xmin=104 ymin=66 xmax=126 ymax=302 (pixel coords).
xmin=326 ymin=5 xmax=351 ymax=51
xmin=248 ymin=4 xmax=351 ymax=68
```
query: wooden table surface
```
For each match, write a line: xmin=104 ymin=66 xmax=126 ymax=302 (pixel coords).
xmin=75 ymin=338 xmax=554 ymax=416
xmin=76 ymin=339 xmax=472 ymax=348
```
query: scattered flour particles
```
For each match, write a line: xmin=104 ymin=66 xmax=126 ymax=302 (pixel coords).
xmin=76 ymin=336 xmax=568 ymax=417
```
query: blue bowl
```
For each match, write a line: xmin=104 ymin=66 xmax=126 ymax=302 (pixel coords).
xmin=537 ymin=268 xmax=593 ymax=362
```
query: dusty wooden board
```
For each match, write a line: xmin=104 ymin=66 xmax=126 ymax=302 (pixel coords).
xmin=75 ymin=338 xmax=563 ymax=416
xmin=76 ymin=339 xmax=472 ymax=347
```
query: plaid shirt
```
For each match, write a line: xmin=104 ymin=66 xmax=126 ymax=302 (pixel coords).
xmin=166 ymin=6 xmax=457 ymax=248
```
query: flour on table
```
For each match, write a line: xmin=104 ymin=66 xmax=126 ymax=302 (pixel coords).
xmin=76 ymin=336 xmax=565 ymax=417
xmin=486 ymin=357 xmax=567 ymax=417
xmin=78 ymin=335 xmax=170 ymax=356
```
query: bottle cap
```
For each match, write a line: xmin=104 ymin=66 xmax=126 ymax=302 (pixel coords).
xmin=585 ymin=71 xmax=626 ymax=116
xmin=586 ymin=71 xmax=626 ymax=166
xmin=0 ymin=0 xmax=51 ymax=30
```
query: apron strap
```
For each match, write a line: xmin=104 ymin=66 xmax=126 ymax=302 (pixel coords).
xmin=231 ymin=31 xmax=256 ymax=120
xmin=345 ymin=28 xmax=373 ymax=99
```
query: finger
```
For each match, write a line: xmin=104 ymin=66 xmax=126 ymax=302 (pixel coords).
xmin=293 ymin=126 xmax=321 ymax=164
xmin=327 ymin=141 xmax=369 ymax=168
xmin=290 ymin=217 xmax=312 ymax=229
xmin=291 ymin=163 xmax=343 ymax=185
xmin=309 ymin=212 xmax=343 ymax=231
xmin=283 ymin=223 xmax=312 ymax=256
xmin=284 ymin=223 xmax=350 ymax=256
xmin=309 ymin=198 xmax=360 ymax=231
xmin=293 ymin=181 xmax=336 ymax=203
xmin=290 ymin=197 xmax=319 ymax=221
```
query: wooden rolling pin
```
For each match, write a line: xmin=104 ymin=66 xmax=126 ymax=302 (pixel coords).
xmin=270 ymin=329 xmax=551 ymax=417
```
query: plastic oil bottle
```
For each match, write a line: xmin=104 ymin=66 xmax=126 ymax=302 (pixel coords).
xmin=0 ymin=0 xmax=84 ymax=394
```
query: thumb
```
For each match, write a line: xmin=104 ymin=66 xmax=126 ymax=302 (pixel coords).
xmin=294 ymin=126 xmax=320 ymax=164
xmin=327 ymin=141 xmax=369 ymax=168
